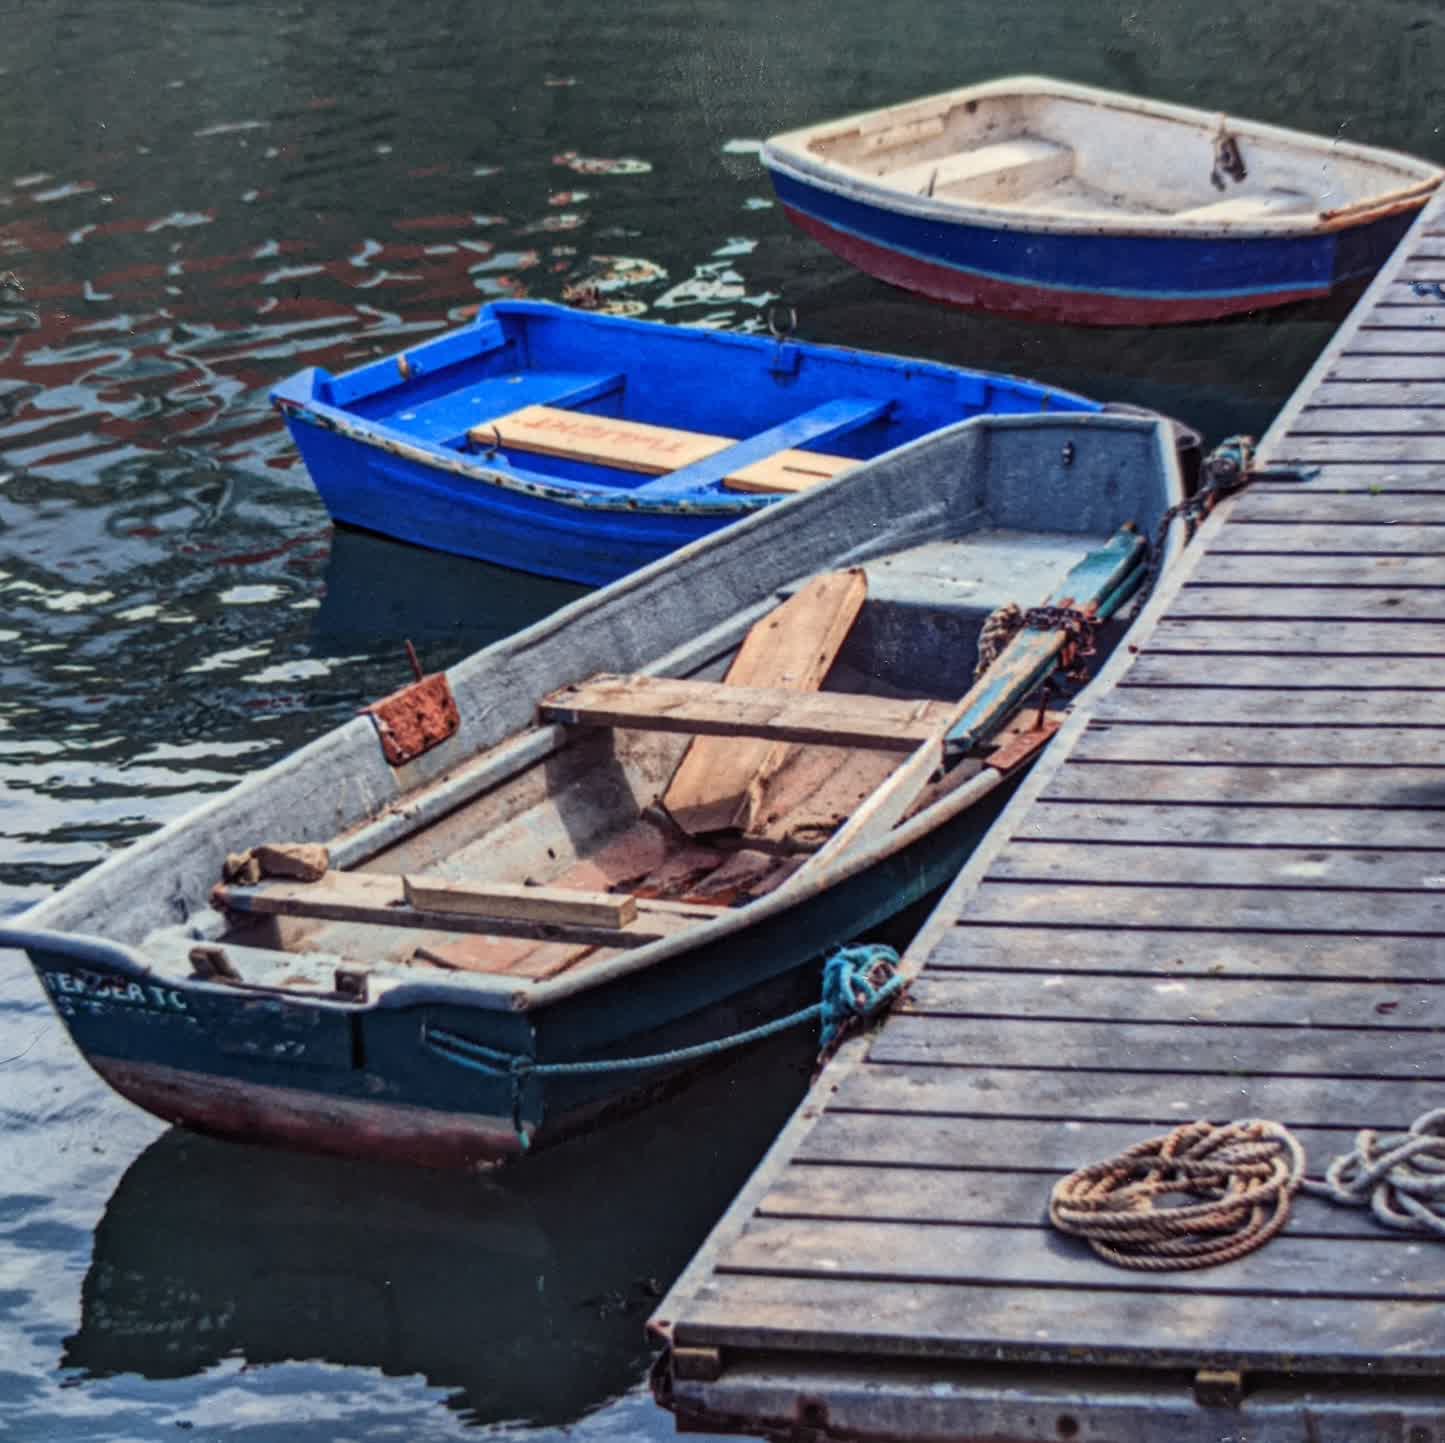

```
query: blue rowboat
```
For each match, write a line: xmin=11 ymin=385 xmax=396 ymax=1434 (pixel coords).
xmin=762 ymin=76 xmax=1443 ymax=326
xmin=270 ymin=299 xmax=1100 ymax=585
xmin=0 ymin=411 xmax=1183 ymax=1171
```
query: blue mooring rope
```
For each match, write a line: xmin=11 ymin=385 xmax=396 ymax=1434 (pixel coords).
xmin=424 ymin=943 xmax=904 ymax=1148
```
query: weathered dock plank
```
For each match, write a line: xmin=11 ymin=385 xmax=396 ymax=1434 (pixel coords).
xmin=654 ymin=184 xmax=1445 ymax=1443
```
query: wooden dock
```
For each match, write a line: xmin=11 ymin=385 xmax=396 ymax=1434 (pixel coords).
xmin=651 ymin=194 xmax=1445 ymax=1443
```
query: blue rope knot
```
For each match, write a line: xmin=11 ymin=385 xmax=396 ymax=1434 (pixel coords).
xmin=818 ymin=944 xmax=906 ymax=1053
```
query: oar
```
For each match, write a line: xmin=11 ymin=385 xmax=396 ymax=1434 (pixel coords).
xmin=804 ymin=527 xmax=1146 ymax=872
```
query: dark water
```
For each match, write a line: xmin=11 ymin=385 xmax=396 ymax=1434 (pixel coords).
xmin=2 ymin=1 xmax=1443 ymax=1437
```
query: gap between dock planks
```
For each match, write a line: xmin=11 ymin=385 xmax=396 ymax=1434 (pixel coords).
xmin=655 ymin=187 xmax=1445 ymax=1396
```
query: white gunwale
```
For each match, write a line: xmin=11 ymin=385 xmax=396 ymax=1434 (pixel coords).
xmin=763 ymin=74 xmax=1443 ymax=241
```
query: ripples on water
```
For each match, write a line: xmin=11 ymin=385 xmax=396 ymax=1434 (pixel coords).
xmin=3 ymin=0 xmax=1443 ymax=1437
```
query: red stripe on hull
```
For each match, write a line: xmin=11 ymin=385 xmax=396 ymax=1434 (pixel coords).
xmin=93 ymin=1056 xmax=524 ymax=1170
xmin=783 ymin=206 xmax=1330 ymax=327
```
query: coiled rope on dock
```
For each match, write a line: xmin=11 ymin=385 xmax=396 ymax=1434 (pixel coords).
xmin=1302 ymin=1108 xmax=1445 ymax=1236
xmin=1048 ymin=1119 xmax=1307 ymax=1271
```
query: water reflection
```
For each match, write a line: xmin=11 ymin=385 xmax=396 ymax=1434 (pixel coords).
xmin=63 ymin=1033 xmax=812 ymax=1430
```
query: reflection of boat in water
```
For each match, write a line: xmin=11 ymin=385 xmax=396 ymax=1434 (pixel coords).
xmin=311 ymin=525 xmax=587 ymax=658
xmin=62 ymin=1033 xmax=809 ymax=1428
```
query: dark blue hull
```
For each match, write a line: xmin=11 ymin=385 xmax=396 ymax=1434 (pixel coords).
xmin=25 ymin=790 xmax=1010 ymax=1170
xmin=767 ymin=166 xmax=1418 ymax=326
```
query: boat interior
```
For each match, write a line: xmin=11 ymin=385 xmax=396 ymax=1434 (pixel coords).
xmin=789 ymin=80 xmax=1438 ymax=224
xmin=295 ymin=301 xmax=1087 ymax=497
xmin=191 ymin=523 xmax=1123 ymax=999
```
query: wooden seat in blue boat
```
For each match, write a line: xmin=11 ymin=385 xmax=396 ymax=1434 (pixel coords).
xmin=481 ymin=398 xmax=886 ymax=496
xmin=634 ymin=398 xmax=892 ymax=498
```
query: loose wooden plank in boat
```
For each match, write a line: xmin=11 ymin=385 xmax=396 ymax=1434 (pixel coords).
xmin=215 ymin=872 xmax=698 ymax=948
xmin=401 ymin=876 xmax=637 ymax=928
xmin=936 ymin=923 xmax=1445 ymax=981
xmin=540 ymin=673 xmax=948 ymax=750
xmin=412 ymin=934 xmax=597 ymax=980
xmin=477 ymin=404 xmax=856 ymax=488
xmin=663 ymin=569 xmax=867 ymax=835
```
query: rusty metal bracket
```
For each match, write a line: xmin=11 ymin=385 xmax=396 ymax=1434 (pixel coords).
xmin=361 ymin=642 xmax=460 ymax=766
xmin=986 ymin=710 xmax=1064 ymax=774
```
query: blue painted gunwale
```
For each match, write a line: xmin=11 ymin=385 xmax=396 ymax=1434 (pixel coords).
xmin=271 ymin=300 xmax=1100 ymax=586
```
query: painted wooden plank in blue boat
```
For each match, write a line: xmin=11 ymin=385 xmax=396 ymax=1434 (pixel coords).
xmin=271 ymin=299 xmax=1101 ymax=585
xmin=763 ymin=75 xmax=1443 ymax=325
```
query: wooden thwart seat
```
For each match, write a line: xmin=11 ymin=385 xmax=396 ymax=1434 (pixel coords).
xmin=1173 ymin=188 xmax=1315 ymax=222
xmin=541 ymin=673 xmax=951 ymax=750
xmin=470 ymin=403 xmax=866 ymax=496
xmin=883 ymin=137 xmax=1074 ymax=200
xmin=215 ymin=872 xmax=724 ymax=949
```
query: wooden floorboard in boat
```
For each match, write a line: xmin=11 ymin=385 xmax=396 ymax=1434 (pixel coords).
xmin=657 ymin=188 xmax=1445 ymax=1409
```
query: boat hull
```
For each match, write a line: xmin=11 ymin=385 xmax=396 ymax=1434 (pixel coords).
xmin=23 ymin=792 xmax=1007 ymax=1170
xmin=286 ymin=412 xmax=720 ymax=588
xmin=769 ymin=167 xmax=1418 ymax=326
xmin=272 ymin=300 xmax=1099 ymax=585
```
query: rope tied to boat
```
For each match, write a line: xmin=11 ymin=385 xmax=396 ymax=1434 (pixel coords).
xmin=424 ymin=944 xmax=904 ymax=1147
xmin=1301 ymin=1107 xmax=1445 ymax=1236
xmin=1048 ymin=1118 xmax=1307 ymax=1271
xmin=1128 ymin=434 xmax=1320 ymax=619
xmin=972 ymin=603 xmax=1097 ymax=683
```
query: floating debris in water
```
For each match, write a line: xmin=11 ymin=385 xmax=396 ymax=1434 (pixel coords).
xmin=552 ymin=151 xmax=652 ymax=176
xmin=544 ymin=75 xmax=578 ymax=87
xmin=193 ymin=120 xmax=268 ymax=138
xmin=721 ymin=139 xmax=762 ymax=155
xmin=742 ymin=196 xmax=774 ymax=210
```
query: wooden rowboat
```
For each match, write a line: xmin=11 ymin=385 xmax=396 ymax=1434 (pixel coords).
xmin=270 ymin=299 xmax=1099 ymax=585
xmin=762 ymin=75 xmax=1444 ymax=325
xmin=0 ymin=411 xmax=1182 ymax=1170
